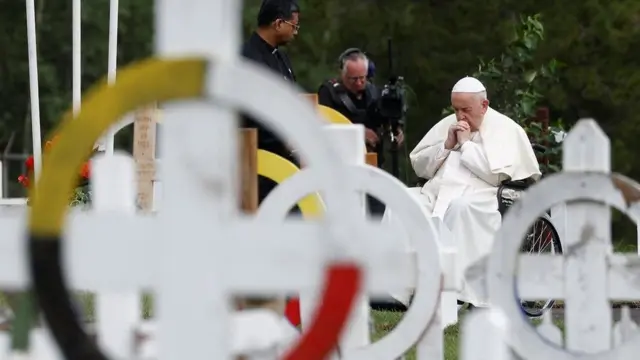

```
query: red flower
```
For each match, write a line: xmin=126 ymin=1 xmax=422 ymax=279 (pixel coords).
xmin=18 ymin=175 xmax=30 ymax=188
xmin=18 ymin=156 xmax=34 ymax=189
xmin=25 ymin=156 xmax=34 ymax=171
xmin=17 ymin=134 xmax=91 ymax=190
xmin=80 ymin=162 xmax=91 ymax=179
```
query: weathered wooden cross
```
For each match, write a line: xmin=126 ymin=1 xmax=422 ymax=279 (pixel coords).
xmin=488 ymin=119 xmax=640 ymax=358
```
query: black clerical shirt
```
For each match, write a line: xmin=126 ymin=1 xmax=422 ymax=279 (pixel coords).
xmin=240 ymin=32 xmax=296 ymax=159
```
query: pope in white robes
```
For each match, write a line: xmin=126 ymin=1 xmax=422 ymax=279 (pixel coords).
xmin=404 ymin=77 xmax=541 ymax=307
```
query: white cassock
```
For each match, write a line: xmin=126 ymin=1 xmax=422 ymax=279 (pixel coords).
xmin=393 ymin=107 xmax=540 ymax=307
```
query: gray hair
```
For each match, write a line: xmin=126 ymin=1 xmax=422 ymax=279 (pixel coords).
xmin=341 ymin=52 xmax=369 ymax=75
xmin=476 ymin=91 xmax=488 ymax=101
xmin=452 ymin=90 xmax=488 ymax=101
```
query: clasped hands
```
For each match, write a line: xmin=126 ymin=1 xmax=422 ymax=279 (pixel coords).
xmin=444 ymin=121 xmax=471 ymax=150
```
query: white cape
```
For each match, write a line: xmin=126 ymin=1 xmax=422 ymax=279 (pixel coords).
xmin=392 ymin=107 xmax=542 ymax=307
xmin=410 ymin=107 xmax=541 ymax=181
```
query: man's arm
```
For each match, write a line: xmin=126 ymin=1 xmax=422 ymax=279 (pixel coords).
xmin=279 ymin=51 xmax=296 ymax=81
xmin=409 ymin=141 xmax=451 ymax=180
xmin=459 ymin=141 xmax=504 ymax=186
xmin=240 ymin=42 xmax=260 ymax=62
xmin=317 ymin=83 xmax=334 ymax=107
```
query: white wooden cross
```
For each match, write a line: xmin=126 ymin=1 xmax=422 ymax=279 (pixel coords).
xmin=0 ymin=107 xmax=440 ymax=358
xmin=0 ymin=1 xmax=445 ymax=359
xmin=487 ymin=119 xmax=640 ymax=359
xmin=0 ymin=130 xmax=444 ymax=359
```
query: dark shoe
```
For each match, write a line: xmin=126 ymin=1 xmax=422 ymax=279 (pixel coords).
xmin=370 ymin=297 xmax=408 ymax=312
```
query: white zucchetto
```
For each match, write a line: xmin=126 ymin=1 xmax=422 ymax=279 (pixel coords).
xmin=451 ymin=76 xmax=486 ymax=93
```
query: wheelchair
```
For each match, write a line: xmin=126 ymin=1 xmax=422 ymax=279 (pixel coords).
xmin=496 ymin=173 xmax=563 ymax=317
xmin=417 ymin=143 xmax=563 ymax=317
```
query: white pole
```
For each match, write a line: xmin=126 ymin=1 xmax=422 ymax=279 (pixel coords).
xmin=107 ymin=0 xmax=119 ymax=85
xmin=72 ymin=0 xmax=81 ymax=115
xmin=0 ymin=160 xmax=3 ymax=198
xmin=101 ymin=0 xmax=119 ymax=155
xmin=25 ymin=0 xmax=43 ymax=180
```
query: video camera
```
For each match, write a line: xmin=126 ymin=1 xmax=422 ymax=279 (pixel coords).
xmin=378 ymin=75 xmax=406 ymax=132
xmin=373 ymin=38 xmax=407 ymax=178
xmin=375 ymin=38 xmax=407 ymax=137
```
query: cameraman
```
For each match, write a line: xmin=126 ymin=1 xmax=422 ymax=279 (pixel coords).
xmin=316 ymin=49 xmax=409 ymax=312
xmin=317 ymin=49 xmax=404 ymax=217
xmin=318 ymin=49 xmax=404 ymax=156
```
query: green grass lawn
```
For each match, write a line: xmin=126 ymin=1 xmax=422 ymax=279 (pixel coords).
xmin=1 ymin=293 xmax=471 ymax=360
xmin=372 ymin=310 xmax=565 ymax=360
xmin=0 ymin=293 xmax=568 ymax=360
xmin=372 ymin=310 xmax=459 ymax=359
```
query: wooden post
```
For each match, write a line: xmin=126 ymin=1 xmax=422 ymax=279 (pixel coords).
xmin=303 ymin=93 xmax=318 ymax=104
xmin=365 ymin=152 xmax=378 ymax=167
xmin=239 ymin=128 xmax=258 ymax=213
xmin=235 ymin=128 xmax=284 ymax=314
xmin=133 ymin=104 xmax=158 ymax=212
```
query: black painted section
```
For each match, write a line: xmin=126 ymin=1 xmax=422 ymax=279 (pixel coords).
xmin=30 ymin=237 xmax=109 ymax=360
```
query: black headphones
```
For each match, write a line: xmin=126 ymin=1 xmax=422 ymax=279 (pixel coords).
xmin=338 ymin=48 xmax=366 ymax=69
xmin=337 ymin=48 xmax=376 ymax=79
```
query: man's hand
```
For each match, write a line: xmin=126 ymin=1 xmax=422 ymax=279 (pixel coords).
xmin=365 ymin=128 xmax=379 ymax=147
xmin=395 ymin=129 xmax=405 ymax=145
xmin=456 ymin=121 xmax=471 ymax=145
xmin=444 ymin=124 xmax=459 ymax=149
xmin=457 ymin=121 xmax=470 ymax=132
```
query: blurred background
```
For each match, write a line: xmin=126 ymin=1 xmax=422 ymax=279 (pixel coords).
xmin=1 ymin=0 xmax=639 ymax=246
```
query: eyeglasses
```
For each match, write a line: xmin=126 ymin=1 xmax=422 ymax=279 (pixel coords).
xmin=347 ymin=76 xmax=367 ymax=83
xmin=282 ymin=20 xmax=300 ymax=31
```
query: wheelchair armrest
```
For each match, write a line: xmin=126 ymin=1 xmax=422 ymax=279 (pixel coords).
xmin=532 ymin=143 xmax=547 ymax=153
xmin=498 ymin=178 xmax=535 ymax=215
xmin=500 ymin=178 xmax=536 ymax=189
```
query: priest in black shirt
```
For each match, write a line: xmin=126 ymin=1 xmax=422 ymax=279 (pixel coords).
xmin=241 ymin=0 xmax=301 ymax=205
xmin=242 ymin=0 xmax=298 ymax=86
xmin=239 ymin=0 xmax=304 ymax=320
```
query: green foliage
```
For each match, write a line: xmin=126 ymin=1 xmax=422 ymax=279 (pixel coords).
xmin=0 ymin=0 xmax=152 ymax=183
xmin=473 ymin=15 xmax=554 ymax=123
xmin=70 ymin=186 xmax=91 ymax=207
xmin=477 ymin=15 xmax=566 ymax=174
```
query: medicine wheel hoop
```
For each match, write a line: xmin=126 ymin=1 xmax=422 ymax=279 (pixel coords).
xmin=317 ymin=105 xmax=353 ymax=124
xmin=255 ymin=104 xmax=354 ymax=217
xmin=256 ymin=163 xmax=443 ymax=359
xmin=25 ymin=57 xmax=363 ymax=360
